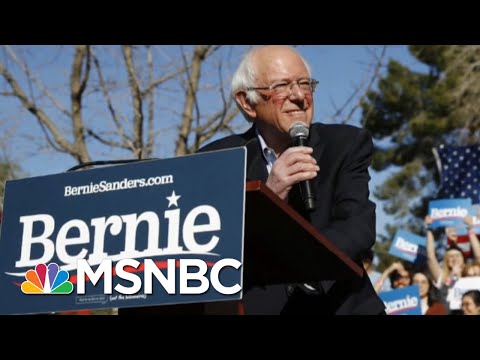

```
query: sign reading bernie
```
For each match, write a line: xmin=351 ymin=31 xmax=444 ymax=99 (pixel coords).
xmin=0 ymin=148 xmax=246 ymax=315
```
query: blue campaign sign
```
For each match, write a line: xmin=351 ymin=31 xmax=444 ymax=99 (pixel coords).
xmin=0 ymin=148 xmax=246 ymax=315
xmin=428 ymin=198 xmax=471 ymax=229
xmin=456 ymin=204 xmax=480 ymax=236
xmin=379 ymin=285 xmax=422 ymax=315
xmin=389 ymin=230 xmax=426 ymax=264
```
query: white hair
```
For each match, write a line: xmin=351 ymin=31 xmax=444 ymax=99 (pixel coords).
xmin=231 ymin=46 xmax=312 ymax=121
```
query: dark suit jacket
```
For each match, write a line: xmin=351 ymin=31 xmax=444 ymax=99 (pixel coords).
xmin=198 ymin=123 xmax=386 ymax=315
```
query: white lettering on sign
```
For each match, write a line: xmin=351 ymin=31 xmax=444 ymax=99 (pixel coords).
xmin=13 ymin=205 xmax=221 ymax=271
xmin=431 ymin=207 xmax=468 ymax=218
xmin=384 ymin=295 xmax=419 ymax=315
xmin=395 ymin=237 xmax=418 ymax=254
xmin=76 ymin=258 xmax=242 ymax=295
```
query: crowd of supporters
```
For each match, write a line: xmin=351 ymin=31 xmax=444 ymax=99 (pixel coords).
xmin=364 ymin=215 xmax=480 ymax=315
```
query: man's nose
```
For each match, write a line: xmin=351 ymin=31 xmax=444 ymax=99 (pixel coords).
xmin=288 ymin=83 xmax=306 ymax=101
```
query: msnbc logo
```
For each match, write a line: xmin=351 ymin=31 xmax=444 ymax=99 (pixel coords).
xmin=21 ymin=263 xmax=73 ymax=294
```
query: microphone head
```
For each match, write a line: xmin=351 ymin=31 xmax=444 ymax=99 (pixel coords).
xmin=288 ymin=121 xmax=309 ymax=139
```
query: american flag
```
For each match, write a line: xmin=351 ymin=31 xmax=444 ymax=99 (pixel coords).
xmin=433 ymin=145 xmax=480 ymax=203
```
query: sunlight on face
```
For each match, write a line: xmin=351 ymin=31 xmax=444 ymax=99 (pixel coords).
xmin=412 ymin=273 xmax=429 ymax=298
xmin=445 ymin=249 xmax=464 ymax=269
xmin=464 ymin=264 xmax=480 ymax=277
xmin=393 ymin=270 xmax=411 ymax=289
xmin=252 ymin=46 xmax=314 ymax=136
xmin=462 ymin=295 xmax=480 ymax=315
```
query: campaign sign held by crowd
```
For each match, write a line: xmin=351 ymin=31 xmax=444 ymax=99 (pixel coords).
xmin=447 ymin=276 xmax=480 ymax=310
xmin=379 ymin=285 xmax=422 ymax=315
xmin=428 ymin=198 xmax=471 ymax=229
xmin=389 ymin=230 xmax=426 ymax=265
xmin=0 ymin=148 xmax=246 ymax=315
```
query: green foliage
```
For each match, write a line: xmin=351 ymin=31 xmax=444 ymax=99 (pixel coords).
xmin=373 ymin=240 xmax=396 ymax=272
xmin=361 ymin=45 xmax=480 ymax=234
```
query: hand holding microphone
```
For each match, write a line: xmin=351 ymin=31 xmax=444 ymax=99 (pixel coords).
xmin=288 ymin=122 xmax=316 ymax=211
xmin=265 ymin=122 xmax=318 ymax=211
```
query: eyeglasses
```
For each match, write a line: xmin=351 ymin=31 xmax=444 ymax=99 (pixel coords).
xmin=247 ymin=78 xmax=318 ymax=96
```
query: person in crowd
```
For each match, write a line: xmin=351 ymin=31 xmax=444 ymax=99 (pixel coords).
xmin=424 ymin=215 xmax=480 ymax=289
xmin=461 ymin=290 xmax=480 ymax=315
xmin=411 ymin=271 xmax=447 ymax=315
xmin=374 ymin=261 xmax=411 ymax=292
xmin=361 ymin=248 xmax=391 ymax=293
xmin=389 ymin=265 xmax=412 ymax=290
xmin=197 ymin=45 xmax=385 ymax=315
xmin=462 ymin=262 xmax=480 ymax=277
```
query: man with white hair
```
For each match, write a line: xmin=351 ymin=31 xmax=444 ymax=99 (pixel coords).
xmin=199 ymin=45 xmax=385 ymax=315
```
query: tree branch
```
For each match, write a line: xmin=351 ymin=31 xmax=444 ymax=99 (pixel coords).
xmin=3 ymin=45 xmax=72 ymax=118
xmin=140 ymin=66 xmax=188 ymax=97
xmin=329 ymin=46 xmax=387 ymax=124
xmin=91 ymin=48 xmax=133 ymax=148
xmin=86 ymin=128 xmax=133 ymax=150
xmin=70 ymin=45 xmax=92 ymax=163
xmin=194 ymin=106 xmax=239 ymax=151
xmin=194 ymin=60 xmax=239 ymax=147
xmin=0 ymin=61 xmax=77 ymax=156
xmin=146 ymin=45 xmax=154 ymax=158
xmin=122 ymin=45 xmax=144 ymax=159
xmin=175 ymin=45 xmax=210 ymax=156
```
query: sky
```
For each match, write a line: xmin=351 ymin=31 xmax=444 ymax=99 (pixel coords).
xmin=1 ymin=45 xmax=428 ymax=238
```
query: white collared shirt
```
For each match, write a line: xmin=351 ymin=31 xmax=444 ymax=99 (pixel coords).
xmin=256 ymin=128 xmax=277 ymax=174
xmin=257 ymin=128 xmax=322 ymax=295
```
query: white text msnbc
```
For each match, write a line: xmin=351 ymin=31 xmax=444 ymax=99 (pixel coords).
xmin=76 ymin=258 xmax=241 ymax=295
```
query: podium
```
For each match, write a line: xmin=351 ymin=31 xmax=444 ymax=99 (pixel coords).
xmin=243 ymin=180 xmax=362 ymax=289
xmin=119 ymin=181 xmax=362 ymax=315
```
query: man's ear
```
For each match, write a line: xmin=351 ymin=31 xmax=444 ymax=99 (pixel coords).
xmin=235 ymin=92 xmax=256 ymax=119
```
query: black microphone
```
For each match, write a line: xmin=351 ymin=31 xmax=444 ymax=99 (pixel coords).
xmin=289 ymin=122 xmax=316 ymax=211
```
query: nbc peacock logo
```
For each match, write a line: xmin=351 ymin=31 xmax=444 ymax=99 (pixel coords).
xmin=21 ymin=263 xmax=73 ymax=294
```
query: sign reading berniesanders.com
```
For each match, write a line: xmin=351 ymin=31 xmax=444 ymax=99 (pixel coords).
xmin=0 ymin=148 xmax=246 ymax=315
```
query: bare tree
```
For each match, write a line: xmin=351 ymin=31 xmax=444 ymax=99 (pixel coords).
xmin=0 ymin=45 xmax=92 ymax=163
xmin=2 ymin=45 xmax=388 ymax=169
xmin=175 ymin=45 xmax=240 ymax=156
xmin=0 ymin=45 xmax=245 ymax=168
xmin=327 ymin=45 xmax=388 ymax=125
